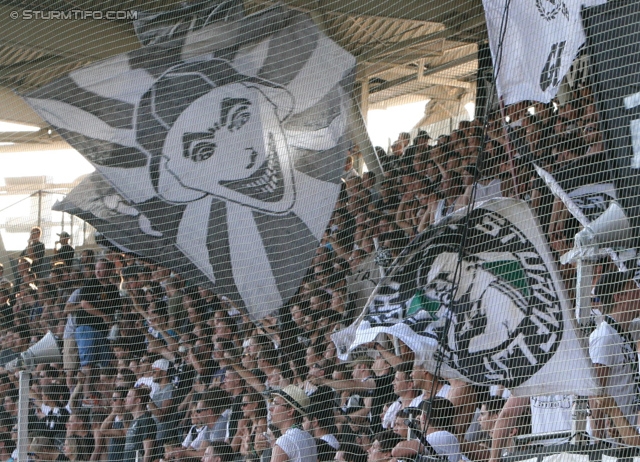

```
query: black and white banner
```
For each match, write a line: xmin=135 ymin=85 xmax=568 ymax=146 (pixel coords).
xmin=132 ymin=0 xmax=244 ymax=46
xmin=27 ymin=5 xmax=355 ymax=321
xmin=482 ymin=0 xmax=605 ymax=105
xmin=584 ymin=0 xmax=640 ymax=249
xmin=536 ymin=151 xmax=617 ymax=225
xmin=334 ymin=199 xmax=598 ymax=396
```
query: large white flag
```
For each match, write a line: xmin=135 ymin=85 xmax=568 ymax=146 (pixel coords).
xmin=483 ymin=0 xmax=605 ymax=105
xmin=334 ymin=198 xmax=598 ymax=397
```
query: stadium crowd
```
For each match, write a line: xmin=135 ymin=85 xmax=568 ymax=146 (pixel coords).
xmin=0 ymin=86 xmax=637 ymax=462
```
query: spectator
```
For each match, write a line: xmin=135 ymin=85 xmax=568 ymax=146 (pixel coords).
xmin=64 ymin=435 xmax=92 ymax=462
xmin=461 ymin=396 xmax=505 ymax=462
xmin=123 ymin=386 xmax=158 ymax=462
xmin=72 ymin=259 xmax=120 ymax=383
xmin=409 ymin=360 xmax=450 ymax=407
xmin=393 ymin=398 xmax=461 ymax=462
xmin=175 ymin=388 xmax=232 ymax=458
xmin=488 ymin=393 xmax=574 ymax=462
xmin=148 ymin=358 xmax=176 ymax=443
xmin=230 ymin=391 xmax=267 ymax=457
xmin=269 ymin=385 xmax=317 ymax=462
xmin=335 ymin=443 xmax=366 ymax=462
xmin=38 ymin=383 xmax=70 ymax=441
xmin=381 ymin=362 xmax=418 ymax=430
xmin=366 ymin=430 xmax=402 ymax=462
xmin=29 ymin=436 xmax=60 ymax=462
xmin=0 ymin=327 xmax=22 ymax=367
xmin=342 ymin=156 xmax=359 ymax=182
xmin=66 ymin=408 xmax=94 ymax=457
xmin=392 ymin=407 xmax=422 ymax=441
xmin=133 ymin=355 xmax=156 ymax=392
xmin=53 ymin=232 xmax=75 ymax=268
xmin=588 ymin=266 xmax=640 ymax=441
xmin=221 ymin=368 xmax=246 ymax=441
xmin=93 ymin=386 xmax=128 ymax=462
xmin=202 ymin=442 xmax=235 ymax=462
xmin=304 ymin=385 xmax=339 ymax=450
xmin=21 ymin=227 xmax=45 ymax=279
xmin=0 ymin=264 xmax=10 ymax=287
xmin=0 ymin=433 xmax=14 ymax=462
xmin=175 ymin=401 xmax=203 ymax=455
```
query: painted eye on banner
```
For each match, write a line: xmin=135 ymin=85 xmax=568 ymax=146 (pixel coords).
xmin=228 ymin=105 xmax=251 ymax=132
xmin=183 ymin=132 xmax=217 ymax=162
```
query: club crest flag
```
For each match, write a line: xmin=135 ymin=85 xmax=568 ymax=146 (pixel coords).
xmin=334 ymin=199 xmax=598 ymax=396
xmin=25 ymin=5 xmax=355 ymax=320
xmin=482 ymin=0 xmax=606 ymax=105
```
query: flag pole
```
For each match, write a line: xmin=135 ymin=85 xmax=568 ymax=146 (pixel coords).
xmin=498 ymin=96 xmax=520 ymax=197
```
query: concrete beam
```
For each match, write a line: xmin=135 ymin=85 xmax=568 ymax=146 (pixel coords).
xmin=0 ymin=56 xmax=85 ymax=81
xmin=0 ymin=131 xmax=60 ymax=144
xmin=0 ymin=87 xmax=48 ymax=126
xmin=271 ymin=0 xmax=483 ymax=25
xmin=358 ymin=12 xmax=485 ymax=65
xmin=0 ymin=140 xmax=72 ymax=153
xmin=417 ymin=76 xmax=471 ymax=89
xmin=0 ymin=6 xmax=140 ymax=62
xmin=369 ymin=52 xmax=477 ymax=94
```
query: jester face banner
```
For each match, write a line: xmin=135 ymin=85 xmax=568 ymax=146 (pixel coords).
xmin=27 ymin=6 xmax=355 ymax=320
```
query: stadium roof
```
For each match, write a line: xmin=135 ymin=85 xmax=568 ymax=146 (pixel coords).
xmin=0 ymin=0 xmax=485 ymax=153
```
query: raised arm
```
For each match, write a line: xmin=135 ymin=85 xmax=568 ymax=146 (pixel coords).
xmin=488 ymin=396 xmax=528 ymax=462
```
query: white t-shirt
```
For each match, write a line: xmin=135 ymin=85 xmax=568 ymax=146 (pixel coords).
xmin=590 ymin=318 xmax=639 ymax=427
xmin=426 ymin=430 xmax=461 ymax=462
xmin=276 ymin=427 xmax=317 ymax=462
xmin=382 ymin=400 xmax=402 ymax=429
xmin=529 ymin=395 xmax=573 ymax=445
xmin=182 ymin=425 xmax=206 ymax=449
xmin=409 ymin=384 xmax=451 ymax=408
xmin=182 ymin=418 xmax=228 ymax=449
xmin=135 ymin=377 xmax=159 ymax=395
xmin=320 ymin=434 xmax=340 ymax=450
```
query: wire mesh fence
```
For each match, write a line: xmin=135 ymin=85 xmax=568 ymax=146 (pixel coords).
xmin=1 ymin=1 xmax=640 ymax=462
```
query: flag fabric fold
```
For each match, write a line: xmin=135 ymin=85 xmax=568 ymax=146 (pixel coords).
xmin=482 ymin=0 xmax=606 ymax=105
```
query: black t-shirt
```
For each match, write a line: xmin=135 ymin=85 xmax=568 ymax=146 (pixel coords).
xmin=21 ymin=241 xmax=45 ymax=263
xmin=0 ymin=300 xmax=12 ymax=329
xmin=77 ymin=278 xmax=121 ymax=331
xmin=375 ymin=195 xmax=400 ymax=215
xmin=55 ymin=244 xmax=75 ymax=266
xmin=123 ymin=412 xmax=157 ymax=462
xmin=228 ymin=393 xmax=244 ymax=440
xmin=108 ymin=419 xmax=126 ymax=462
xmin=366 ymin=373 xmax=395 ymax=434
xmin=40 ymin=406 xmax=70 ymax=440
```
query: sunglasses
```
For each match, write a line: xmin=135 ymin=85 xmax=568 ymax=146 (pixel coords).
xmin=269 ymin=399 xmax=290 ymax=408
